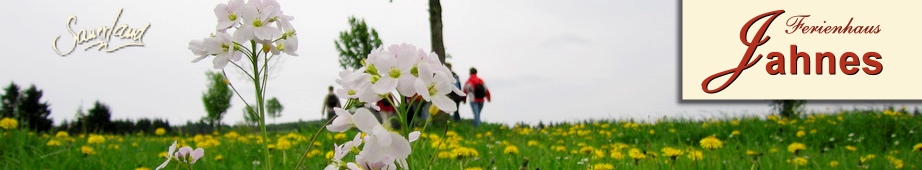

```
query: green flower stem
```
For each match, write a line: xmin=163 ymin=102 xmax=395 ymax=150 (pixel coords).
xmin=294 ymin=117 xmax=337 ymax=170
xmin=245 ymin=40 xmax=271 ymax=170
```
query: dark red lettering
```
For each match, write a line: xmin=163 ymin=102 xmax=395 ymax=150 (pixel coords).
xmin=701 ymin=10 xmax=785 ymax=94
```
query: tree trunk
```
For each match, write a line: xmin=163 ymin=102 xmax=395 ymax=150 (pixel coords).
xmin=429 ymin=0 xmax=446 ymax=63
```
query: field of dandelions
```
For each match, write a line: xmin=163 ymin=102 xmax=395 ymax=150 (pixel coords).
xmin=2 ymin=108 xmax=921 ymax=169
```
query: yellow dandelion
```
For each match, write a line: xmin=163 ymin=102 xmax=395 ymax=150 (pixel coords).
xmin=731 ymin=130 xmax=741 ymax=136
xmin=610 ymin=150 xmax=624 ymax=160
xmin=686 ymin=150 xmax=703 ymax=161
xmin=649 ymin=129 xmax=655 ymax=135
xmin=46 ymin=139 xmax=63 ymax=146
xmin=80 ymin=145 xmax=95 ymax=155
xmin=787 ymin=142 xmax=806 ymax=154
xmin=333 ymin=133 xmax=347 ymax=140
xmin=860 ymin=154 xmax=876 ymax=164
xmin=451 ymin=147 xmax=479 ymax=158
xmin=158 ymin=151 xmax=168 ymax=158
xmin=745 ymin=150 xmax=761 ymax=157
xmin=464 ymin=167 xmax=482 ymax=170
xmin=213 ymin=154 xmax=224 ymax=161
xmin=796 ymin=130 xmax=806 ymax=137
xmin=668 ymin=128 xmax=676 ymax=133
xmin=223 ymin=131 xmax=239 ymax=138
xmin=436 ymin=151 xmax=452 ymax=159
xmin=790 ymin=157 xmax=808 ymax=166
xmin=135 ymin=167 xmax=151 ymax=170
xmin=87 ymin=134 xmax=106 ymax=144
xmin=628 ymin=148 xmax=646 ymax=160
xmin=829 ymin=161 xmax=839 ymax=167
xmin=661 ymin=147 xmax=683 ymax=158
xmin=504 ymin=145 xmax=519 ymax=154
xmin=547 ymin=145 xmax=564 ymax=152
xmin=276 ymin=139 xmax=292 ymax=150
xmin=699 ymin=136 xmax=723 ymax=149
xmin=592 ymin=163 xmax=615 ymax=170
xmin=913 ymin=143 xmax=922 ymax=151
xmin=325 ymin=151 xmax=335 ymax=159
xmin=154 ymin=128 xmax=166 ymax=135
xmin=887 ymin=156 xmax=904 ymax=169
xmin=0 ymin=117 xmax=17 ymax=130
xmin=305 ymin=150 xmax=321 ymax=158
xmin=846 ymin=145 xmax=857 ymax=151
xmin=579 ymin=146 xmax=596 ymax=154
xmin=593 ymin=150 xmax=606 ymax=159
xmin=527 ymin=140 xmax=539 ymax=147
xmin=55 ymin=131 xmax=69 ymax=138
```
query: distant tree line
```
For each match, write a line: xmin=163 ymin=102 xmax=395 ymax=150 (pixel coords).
xmin=58 ymin=101 xmax=174 ymax=135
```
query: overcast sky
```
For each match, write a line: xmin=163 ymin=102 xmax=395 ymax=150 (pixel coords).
xmin=1 ymin=0 xmax=918 ymax=126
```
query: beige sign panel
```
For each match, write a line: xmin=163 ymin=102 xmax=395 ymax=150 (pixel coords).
xmin=682 ymin=1 xmax=922 ymax=100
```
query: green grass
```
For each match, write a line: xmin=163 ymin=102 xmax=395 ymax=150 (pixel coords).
xmin=2 ymin=109 xmax=921 ymax=170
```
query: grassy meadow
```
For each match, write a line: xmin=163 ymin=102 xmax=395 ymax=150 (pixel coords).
xmin=2 ymin=108 xmax=921 ymax=170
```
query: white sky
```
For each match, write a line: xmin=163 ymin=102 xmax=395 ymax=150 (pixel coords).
xmin=1 ymin=0 xmax=919 ymax=126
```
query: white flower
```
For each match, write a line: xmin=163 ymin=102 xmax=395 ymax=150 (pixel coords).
xmin=188 ymin=39 xmax=208 ymax=62
xmin=357 ymin=132 xmax=412 ymax=170
xmin=326 ymin=108 xmax=356 ymax=132
xmin=368 ymin=44 xmax=420 ymax=96
xmin=274 ymin=35 xmax=298 ymax=56
xmin=326 ymin=133 xmax=364 ymax=170
xmin=155 ymin=141 xmax=178 ymax=170
xmin=214 ymin=0 xmax=244 ymax=31
xmin=174 ymin=146 xmax=205 ymax=164
xmin=352 ymin=108 xmax=393 ymax=146
xmin=234 ymin=0 xmax=282 ymax=42
xmin=335 ymin=68 xmax=380 ymax=103
xmin=202 ymin=32 xmax=242 ymax=69
xmin=414 ymin=61 xmax=460 ymax=113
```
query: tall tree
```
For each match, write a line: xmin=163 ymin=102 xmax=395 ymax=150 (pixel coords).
xmin=266 ymin=97 xmax=284 ymax=121
xmin=243 ymin=105 xmax=259 ymax=127
xmin=335 ymin=16 xmax=384 ymax=70
xmin=201 ymin=71 xmax=233 ymax=131
xmin=387 ymin=0 xmax=447 ymax=63
xmin=18 ymin=85 xmax=53 ymax=132
xmin=74 ymin=105 xmax=88 ymax=133
xmin=0 ymin=82 xmax=20 ymax=118
xmin=428 ymin=0 xmax=446 ymax=63
xmin=771 ymin=100 xmax=806 ymax=118
xmin=86 ymin=101 xmax=112 ymax=133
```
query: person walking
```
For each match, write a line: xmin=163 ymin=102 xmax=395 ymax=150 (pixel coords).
xmin=446 ymin=63 xmax=463 ymax=122
xmin=463 ymin=67 xmax=491 ymax=126
xmin=321 ymin=86 xmax=341 ymax=122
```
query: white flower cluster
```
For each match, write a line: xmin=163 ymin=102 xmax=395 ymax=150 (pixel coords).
xmin=156 ymin=141 xmax=205 ymax=170
xmin=325 ymin=108 xmax=421 ymax=170
xmin=325 ymin=43 xmax=462 ymax=169
xmin=188 ymin=0 xmax=298 ymax=69
xmin=335 ymin=43 xmax=464 ymax=114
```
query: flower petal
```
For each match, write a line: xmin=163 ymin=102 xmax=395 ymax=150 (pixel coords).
xmin=190 ymin=148 xmax=205 ymax=164
xmin=408 ymin=131 xmax=420 ymax=143
xmin=373 ymin=126 xmax=391 ymax=146
xmin=353 ymin=108 xmax=380 ymax=134
xmin=372 ymin=78 xmax=398 ymax=94
xmin=326 ymin=108 xmax=354 ymax=132
xmin=432 ymin=96 xmax=457 ymax=113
